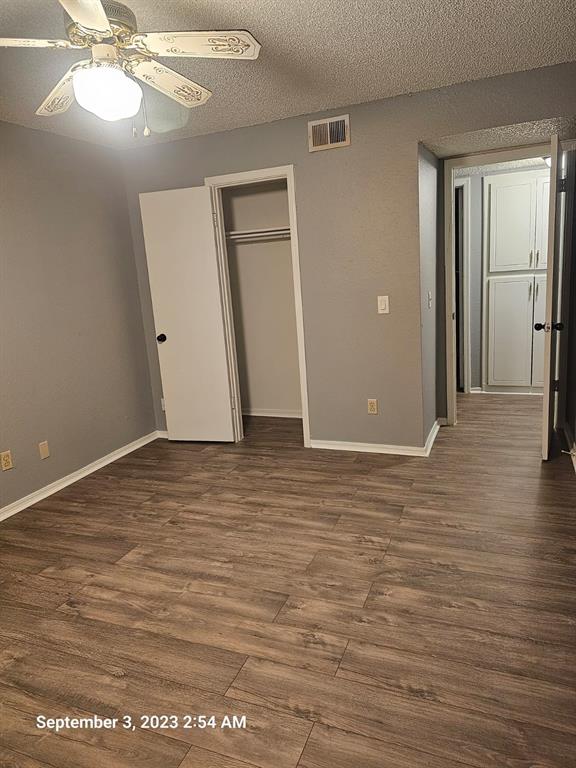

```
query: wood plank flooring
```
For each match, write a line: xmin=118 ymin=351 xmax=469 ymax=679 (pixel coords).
xmin=0 ymin=394 xmax=575 ymax=768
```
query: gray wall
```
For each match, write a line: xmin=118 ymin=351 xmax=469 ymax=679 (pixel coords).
xmin=122 ymin=62 xmax=576 ymax=449
xmin=223 ymin=182 xmax=301 ymax=416
xmin=0 ymin=121 xmax=154 ymax=508
xmin=417 ymin=146 xmax=438 ymax=439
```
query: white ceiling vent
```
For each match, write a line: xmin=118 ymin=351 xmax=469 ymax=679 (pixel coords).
xmin=308 ymin=114 xmax=350 ymax=152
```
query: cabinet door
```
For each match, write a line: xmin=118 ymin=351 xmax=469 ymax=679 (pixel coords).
xmin=487 ymin=276 xmax=534 ymax=386
xmin=535 ymin=175 xmax=550 ymax=270
xmin=531 ymin=275 xmax=547 ymax=387
xmin=487 ymin=174 xmax=536 ymax=272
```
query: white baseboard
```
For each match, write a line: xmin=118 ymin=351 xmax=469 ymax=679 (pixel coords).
xmin=243 ymin=409 xmax=302 ymax=419
xmin=310 ymin=420 xmax=440 ymax=458
xmin=0 ymin=431 xmax=163 ymax=523
xmin=437 ymin=417 xmax=449 ymax=426
xmin=469 ymin=387 xmax=483 ymax=393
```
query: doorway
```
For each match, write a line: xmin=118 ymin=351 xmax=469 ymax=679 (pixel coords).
xmin=443 ymin=139 xmax=575 ymax=460
xmin=220 ymin=180 xmax=302 ymax=431
xmin=205 ymin=166 xmax=311 ymax=447
xmin=453 ymin=157 xmax=550 ymax=396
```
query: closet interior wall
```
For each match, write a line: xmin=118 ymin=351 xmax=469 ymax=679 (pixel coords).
xmin=221 ymin=181 xmax=302 ymax=419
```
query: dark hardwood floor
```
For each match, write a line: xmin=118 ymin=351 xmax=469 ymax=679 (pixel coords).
xmin=1 ymin=394 xmax=575 ymax=768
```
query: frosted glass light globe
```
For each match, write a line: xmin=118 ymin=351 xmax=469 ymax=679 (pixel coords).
xmin=73 ymin=64 xmax=142 ymax=122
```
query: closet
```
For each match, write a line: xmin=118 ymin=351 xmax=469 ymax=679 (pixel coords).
xmin=221 ymin=181 xmax=302 ymax=420
xmin=484 ymin=169 xmax=549 ymax=389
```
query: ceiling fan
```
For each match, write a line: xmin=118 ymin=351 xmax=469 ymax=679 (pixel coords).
xmin=0 ymin=0 xmax=261 ymax=122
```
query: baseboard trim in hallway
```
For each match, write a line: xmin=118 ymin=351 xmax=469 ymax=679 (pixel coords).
xmin=310 ymin=420 xmax=440 ymax=457
xmin=0 ymin=431 xmax=163 ymax=522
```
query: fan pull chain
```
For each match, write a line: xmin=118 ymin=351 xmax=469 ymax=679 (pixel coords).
xmin=142 ymin=94 xmax=151 ymax=137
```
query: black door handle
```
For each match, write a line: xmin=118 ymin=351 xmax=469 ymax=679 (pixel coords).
xmin=156 ymin=333 xmax=167 ymax=343
xmin=534 ymin=322 xmax=564 ymax=332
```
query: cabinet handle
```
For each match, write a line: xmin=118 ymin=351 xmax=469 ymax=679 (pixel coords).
xmin=535 ymin=250 xmax=540 ymax=268
xmin=528 ymin=282 xmax=532 ymax=300
xmin=536 ymin=281 xmax=539 ymax=300
xmin=529 ymin=250 xmax=533 ymax=267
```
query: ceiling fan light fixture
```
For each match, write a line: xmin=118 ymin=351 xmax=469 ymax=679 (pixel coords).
xmin=72 ymin=62 xmax=142 ymax=121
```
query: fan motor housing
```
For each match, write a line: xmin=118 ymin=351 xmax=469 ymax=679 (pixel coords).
xmin=65 ymin=1 xmax=137 ymax=45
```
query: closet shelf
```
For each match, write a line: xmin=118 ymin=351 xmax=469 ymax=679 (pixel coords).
xmin=226 ymin=226 xmax=291 ymax=242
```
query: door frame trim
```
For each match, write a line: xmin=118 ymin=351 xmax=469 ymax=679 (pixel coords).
xmin=454 ymin=177 xmax=472 ymax=393
xmin=204 ymin=165 xmax=311 ymax=447
xmin=443 ymin=143 xmax=551 ymax=425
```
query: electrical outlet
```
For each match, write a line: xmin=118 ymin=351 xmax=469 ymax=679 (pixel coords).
xmin=39 ymin=441 xmax=50 ymax=460
xmin=367 ymin=398 xmax=379 ymax=415
xmin=1 ymin=450 xmax=13 ymax=471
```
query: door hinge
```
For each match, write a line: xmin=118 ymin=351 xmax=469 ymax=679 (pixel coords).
xmin=558 ymin=177 xmax=567 ymax=193
xmin=553 ymin=379 xmax=560 ymax=392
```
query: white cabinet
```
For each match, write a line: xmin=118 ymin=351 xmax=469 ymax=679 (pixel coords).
xmin=487 ymin=174 xmax=536 ymax=272
xmin=531 ymin=275 xmax=547 ymax=387
xmin=483 ymin=169 xmax=550 ymax=391
xmin=535 ymin=176 xmax=550 ymax=270
xmin=485 ymin=171 xmax=549 ymax=273
xmin=487 ymin=276 xmax=535 ymax=386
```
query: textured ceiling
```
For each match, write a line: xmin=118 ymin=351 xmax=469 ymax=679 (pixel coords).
xmin=454 ymin=158 xmax=549 ymax=177
xmin=427 ymin=116 xmax=576 ymax=158
xmin=1 ymin=0 xmax=576 ymax=147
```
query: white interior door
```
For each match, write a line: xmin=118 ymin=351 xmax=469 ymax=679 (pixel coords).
xmin=535 ymin=175 xmax=550 ymax=270
xmin=140 ymin=186 xmax=235 ymax=441
xmin=540 ymin=136 xmax=564 ymax=460
xmin=487 ymin=275 xmax=534 ymax=386
xmin=531 ymin=274 xmax=547 ymax=387
xmin=487 ymin=173 xmax=536 ymax=272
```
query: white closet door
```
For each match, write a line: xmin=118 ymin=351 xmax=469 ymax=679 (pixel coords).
xmin=140 ymin=186 xmax=235 ymax=442
xmin=487 ymin=276 xmax=534 ymax=386
xmin=531 ymin=274 xmax=547 ymax=387
xmin=487 ymin=174 xmax=536 ymax=272
xmin=535 ymin=175 xmax=550 ymax=270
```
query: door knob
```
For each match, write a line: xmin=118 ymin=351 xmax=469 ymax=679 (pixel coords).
xmin=534 ymin=322 xmax=564 ymax=332
xmin=156 ymin=333 xmax=167 ymax=343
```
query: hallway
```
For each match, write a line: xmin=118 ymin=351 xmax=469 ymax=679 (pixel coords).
xmin=0 ymin=395 xmax=575 ymax=768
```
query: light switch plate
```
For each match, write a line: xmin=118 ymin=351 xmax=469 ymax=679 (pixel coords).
xmin=39 ymin=440 xmax=50 ymax=460
xmin=377 ymin=295 xmax=390 ymax=314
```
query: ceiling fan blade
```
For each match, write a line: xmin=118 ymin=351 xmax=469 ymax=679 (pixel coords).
xmin=124 ymin=58 xmax=212 ymax=108
xmin=58 ymin=0 xmax=112 ymax=36
xmin=131 ymin=31 xmax=261 ymax=60
xmin=36 ymin=61 xmax=88 ymax=116
xmin=0 ymin=38 xmax=82 ymax=49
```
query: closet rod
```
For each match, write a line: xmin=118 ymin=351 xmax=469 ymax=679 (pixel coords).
xmin=226 ymin=226 xmax=291 ymax=242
